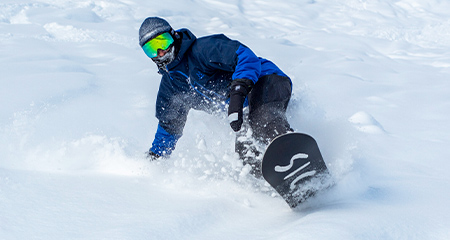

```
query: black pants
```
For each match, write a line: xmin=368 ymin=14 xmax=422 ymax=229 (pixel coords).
xmin=248 ymin=74 xmax=292 ymax=142
xmin=236 ymin=74 xmax=292 ymax=161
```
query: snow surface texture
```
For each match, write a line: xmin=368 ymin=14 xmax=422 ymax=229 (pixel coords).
xmin=1 ymin=0 xmax=450 ymax=239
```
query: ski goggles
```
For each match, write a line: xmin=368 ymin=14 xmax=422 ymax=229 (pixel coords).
xmin=142 ymin=32 xmax=174 ymax=58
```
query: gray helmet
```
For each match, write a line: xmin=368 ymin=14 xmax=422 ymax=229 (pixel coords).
xmin=139 ymin=17 xmax=173 ymax=47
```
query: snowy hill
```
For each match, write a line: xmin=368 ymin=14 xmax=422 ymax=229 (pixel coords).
xmin=1 ymin=0 xmax=450 ymax=239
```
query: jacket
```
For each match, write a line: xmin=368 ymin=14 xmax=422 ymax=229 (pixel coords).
xmin=150 ymin=28 xmax=289 ymax=156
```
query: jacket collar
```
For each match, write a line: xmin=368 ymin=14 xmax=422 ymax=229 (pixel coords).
xmin=166 ymin=28 xmax=196 ymax=70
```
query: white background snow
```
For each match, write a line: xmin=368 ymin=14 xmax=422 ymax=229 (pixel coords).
xmin=1 ymin=0 xmax=450 ymax=239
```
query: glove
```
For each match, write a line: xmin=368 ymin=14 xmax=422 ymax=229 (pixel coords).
xmin=146 ymin=150 xmax=161 ymax=161
xmin=228 ymin=79 xmax=254 ymax=132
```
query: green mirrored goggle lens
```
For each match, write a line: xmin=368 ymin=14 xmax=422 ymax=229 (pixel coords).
xmin=142 ymin=32 xmax=174 ymax=58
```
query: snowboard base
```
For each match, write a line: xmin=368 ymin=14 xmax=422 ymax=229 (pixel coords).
xmin=262 ymin=133 xmax=332 ymax=208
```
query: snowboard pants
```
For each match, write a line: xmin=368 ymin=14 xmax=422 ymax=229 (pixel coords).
xmin=235 ymin=74 xmax=292 ymax=160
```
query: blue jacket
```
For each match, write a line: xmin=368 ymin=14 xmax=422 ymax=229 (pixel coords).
xmin=150 ymin=28 xmax=289 ymax=156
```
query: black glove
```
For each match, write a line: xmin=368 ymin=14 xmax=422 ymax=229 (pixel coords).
xmin=146 ymin=151 xmax=161 ymax=161
xmin=228 ymin=79 xmax=254 ymax=132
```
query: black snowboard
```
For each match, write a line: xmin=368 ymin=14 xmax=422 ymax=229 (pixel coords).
xmin=262 ymin=132 xmax=331 ymax=208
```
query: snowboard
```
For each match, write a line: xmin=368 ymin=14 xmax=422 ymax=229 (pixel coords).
xmin=262 ymin=132 xmax=332 ymax=208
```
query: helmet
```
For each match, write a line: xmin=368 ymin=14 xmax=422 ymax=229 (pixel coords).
xmin=139 ymin=17 xmax=173 ymax=47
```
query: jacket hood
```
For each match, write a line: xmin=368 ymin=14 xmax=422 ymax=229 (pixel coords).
xmin=166 ymin=28 xmax=196 ymax=69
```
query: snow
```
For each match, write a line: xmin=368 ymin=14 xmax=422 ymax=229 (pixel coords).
xmin=1 ymin=0 xmax=450 ymax=239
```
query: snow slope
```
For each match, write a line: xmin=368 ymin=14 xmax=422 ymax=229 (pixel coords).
xmin=1 ymin=0 xmax=450 ymax=239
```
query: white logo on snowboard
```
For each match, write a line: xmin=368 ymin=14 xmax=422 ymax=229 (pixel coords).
xmin=274 ymin=153 xmax=317 ymax=190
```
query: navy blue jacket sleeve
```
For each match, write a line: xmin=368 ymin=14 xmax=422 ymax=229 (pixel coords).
xmin=150 ymin=71 xmax=190 ymax=156
xmin=150 ymin=123 xmax=181 ymax=156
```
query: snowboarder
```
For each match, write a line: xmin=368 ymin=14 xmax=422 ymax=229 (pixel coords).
xmin=139 ymin=17 xmax=293 ymax=174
